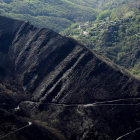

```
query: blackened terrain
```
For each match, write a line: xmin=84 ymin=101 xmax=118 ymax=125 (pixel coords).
xmin=0 ymin=15 xmax=140 ymax=140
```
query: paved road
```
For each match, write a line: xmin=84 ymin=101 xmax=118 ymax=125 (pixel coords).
xmin=116 ymin=127 xmax=140 ymax=140
xmin=14 ymin=105 xmax=20 ymax=111
xmin=0 ymin=122 xmax=32 ymax=140
xmin=20 ymin=98 xmax=140 ymax=107
xmin=13 ymin=98 xmax=140 ymax=140
xmin=92 ymin=98 xmax=140 ymax=105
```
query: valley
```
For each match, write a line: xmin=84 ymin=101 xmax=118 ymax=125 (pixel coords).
xmin=0 ymin=0 xmax=140 ymax=139
xmin=0 ymin=0 xmax=139 ymax=32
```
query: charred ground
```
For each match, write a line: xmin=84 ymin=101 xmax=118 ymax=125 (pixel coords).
xmin=0 ymin=15 xmax=140 ymax=140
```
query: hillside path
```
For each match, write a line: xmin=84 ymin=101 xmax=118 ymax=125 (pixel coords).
xmin=116 ymin=127 xmax=140 ymax=140
xmin=0 ymin=122 xmax=32 ymax=140
xmin=24 ymin=98 xmax=140 ymax=107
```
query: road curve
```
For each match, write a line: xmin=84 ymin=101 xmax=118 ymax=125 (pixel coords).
xmin=116 ymin=127 xmax=140 ymax=140
xmin=0 ymin=122 xmax=32 ymax=140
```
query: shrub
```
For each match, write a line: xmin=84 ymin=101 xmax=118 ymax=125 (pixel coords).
xmin=97 ymin=10 xmax=112 ymax=20
xmin=131 ymin=69 xmax=138 ymax=75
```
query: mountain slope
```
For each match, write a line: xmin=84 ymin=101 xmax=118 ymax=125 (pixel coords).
xmin=0 ymin=0 xmax=138 ymax=32
xmin=0 ymin=109 xmax=63 ymax=140
xmin=0 ymin=16 xmax=140 ymax=104
xmin=61 ymin=0 xmax=140 ymax=75
xmin=1 ymin=15 xmax=140 ymax=139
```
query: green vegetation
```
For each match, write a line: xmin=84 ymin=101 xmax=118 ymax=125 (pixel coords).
xmin=0 ymin=0 xmax=99 ymax=32
xmin=97 ymin=10 xmax=112 ymax=20
xmin=61 ymin=0 xmax=140 ymax=75
xmin=0 ymin=0 xmax=139 ymax=32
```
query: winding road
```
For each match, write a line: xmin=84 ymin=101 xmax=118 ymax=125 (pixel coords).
xmin=5 ymin=97 xmax=140 ymax=140
xmin=25 ymin=98 xmax=140 ymax=107
xmin=116 ymin=127 xmax=140 ymax=140
xmin=0 ymin=122 xmax=32 ymax=140
xmin=36 ymin=98 xmax=140 ymax=140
